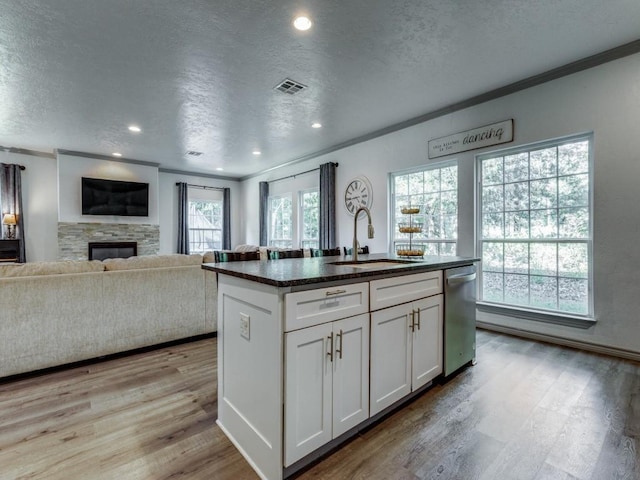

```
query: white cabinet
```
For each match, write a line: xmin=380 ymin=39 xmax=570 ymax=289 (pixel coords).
xmin=216 ymin=265 xmax=466 ymax=480
xmin=284 ymin=272 xmax=443 ymax=465
xmin=370 ymin=294 xmax=443 ymax=416
xmin=284 ymin=313 xmax=369 ymax=466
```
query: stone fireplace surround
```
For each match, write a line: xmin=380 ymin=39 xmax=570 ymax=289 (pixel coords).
xmin=58 ymin=222 xmax=159 ymax=261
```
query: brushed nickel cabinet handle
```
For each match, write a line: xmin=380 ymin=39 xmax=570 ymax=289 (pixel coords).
xmin=327 ymin=332 xmax=334 ymax=362
xmin=409 ymin=311 xmax=415 ymax=333
xmin=325 ymin=289 xmax=347 ymax=296
xmin=415 ymin=308 xmax=421 ymax=331
xmin=336 ymin=329 xmax=343 ymax=359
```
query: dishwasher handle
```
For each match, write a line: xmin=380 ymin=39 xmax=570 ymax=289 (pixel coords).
xmin=447 ymin=272 xmax=476 ymax=286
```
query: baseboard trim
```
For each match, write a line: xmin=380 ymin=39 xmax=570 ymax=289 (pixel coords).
xmin=0 ymin=331 xmax=217 ymax=385
xmin=476 ymin=321 xmax=640 ymax=362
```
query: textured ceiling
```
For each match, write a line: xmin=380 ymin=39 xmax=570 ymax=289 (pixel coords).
xmin=1 ymin=1 xmax=640 ymax=178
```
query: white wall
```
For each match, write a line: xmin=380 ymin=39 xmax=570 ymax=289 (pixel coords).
xmin=157 ymin=171 xmax=241 ymax=254
xmin=5 ymin=52 xmax=640 ymax=354
xmin=241 ymin=52 xmax=640 ymax=355
xmin=268 ymin=169 xmax=319 ymax=247
xmin=242 ymin=165 xmax=323 ymax=247
xmin=1 ymin=152 xmax=242 ymax=260
xmin=1 ymin=151 xmax=58 ymax=261
xmin=241 ymin=112 xmax=475 ymax=256
xmin=57 ymin=153 xmax=160 ymax=225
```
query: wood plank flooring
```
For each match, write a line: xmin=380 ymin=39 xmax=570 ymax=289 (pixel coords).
xmin=0 ymin=330 xmax=638 ymax=479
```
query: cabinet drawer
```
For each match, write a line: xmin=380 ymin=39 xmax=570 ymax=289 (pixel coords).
xmin=285 ymin=282 xmax=369 ymax=331
xmin=369 ymin=271 xmax=442 ymax=311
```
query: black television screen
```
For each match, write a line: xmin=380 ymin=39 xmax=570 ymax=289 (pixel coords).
xmin=82 ymin=177 xmax=149 ymax=216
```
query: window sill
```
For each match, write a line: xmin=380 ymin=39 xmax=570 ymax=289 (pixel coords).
xmin=476 ymin=302 xmax=596 ymax=329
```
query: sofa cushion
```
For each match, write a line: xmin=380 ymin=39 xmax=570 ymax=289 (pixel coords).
xmin=0 ymin=260 xmax=105 ymax=277
xmin=102 ymin=254 xmax=203 ymax=271
xmin=203 ymin=251 xmax=218 ymax=263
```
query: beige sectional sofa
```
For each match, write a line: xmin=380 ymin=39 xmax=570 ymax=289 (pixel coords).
xmin=0 ymin=254 xmax=217 ymax=379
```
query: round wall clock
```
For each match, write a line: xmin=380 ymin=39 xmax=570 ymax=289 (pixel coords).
xmin=344 ymin=176 xmax=373 ymax=216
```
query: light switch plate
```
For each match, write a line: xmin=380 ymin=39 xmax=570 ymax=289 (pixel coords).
xmin=240 ymin=313 xmax=250 ymax=340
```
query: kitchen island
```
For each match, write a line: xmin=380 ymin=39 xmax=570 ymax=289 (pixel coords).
xmin=203 ymin=253 xmax=478 ymax=480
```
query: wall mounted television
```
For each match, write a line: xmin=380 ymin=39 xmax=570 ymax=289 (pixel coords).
xmin=82 ymin=177 xmax=149 ymax=216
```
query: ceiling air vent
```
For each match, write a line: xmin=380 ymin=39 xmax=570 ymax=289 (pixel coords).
xmin=186 ymin=151 xmax=203 ymax=157
xmin=274 ymin=78 xmax=307 ymax=95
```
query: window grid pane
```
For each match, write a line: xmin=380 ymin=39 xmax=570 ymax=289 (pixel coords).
xmin=300 ymin=190 xmax=319 ymax=249
xmin=188 ymin=200 xmax=223 ymax=253
xmin=391 ymin=164 xmax=458 ymax=256
xmin=478 ymin=136 xmax=592 ymax=316
xmin=268 ymin=195 xmax=293 ymax=248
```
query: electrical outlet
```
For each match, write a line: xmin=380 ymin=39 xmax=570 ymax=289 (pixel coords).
xmin=240 ymin=313 xmax=250 ymax=340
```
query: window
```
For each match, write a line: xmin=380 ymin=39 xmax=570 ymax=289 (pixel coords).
xmin=391 ymin=163 xmax=458 ymax=256
xmin=300 ymin=189 xmax=319 ymax=249
xmin=188 ymin=199 xmax=222 ymax=253
xmin=477 ymin=134 xmax=592 ymax=317
xmin=268 ymin=194 xmax=293 ymax=248
xmin=267 ymin=188 xmax=319 ymax=249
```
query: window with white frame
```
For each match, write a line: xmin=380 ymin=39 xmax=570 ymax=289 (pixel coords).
xmin=188 ymin=198 xmax=223 ymax=253
xmin=268 ymin=194 xmax=293 ymax=248
xmin=300 ymin=189 xmax=319 ymax=249
xmin=477 ymin=134 xmax=593 ymax=317
xmin=391 ymin=163 xmax=458 ymax=256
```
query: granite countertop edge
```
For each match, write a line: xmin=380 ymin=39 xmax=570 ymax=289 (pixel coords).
xmin=202 ymin=254 xmax=480 ymax=287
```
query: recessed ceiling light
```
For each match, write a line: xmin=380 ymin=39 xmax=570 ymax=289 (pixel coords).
xmin=311 ymin=122 xmax=322 ymax=129
xmin=128 ymin=125 xmax=141 ymax=133
xmin=252 ymin=150 xmax=262 ymax=156
xmin=112 ymin=152 xmax=122 ymax=157
xmin=293 ymin=16 xmax=312 ymax=31
xmin=216 ymin=167 xmax=224 ymax=171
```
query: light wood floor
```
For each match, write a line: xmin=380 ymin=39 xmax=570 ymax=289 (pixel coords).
xmin=0 ymin=330 xmax=638 ymax=479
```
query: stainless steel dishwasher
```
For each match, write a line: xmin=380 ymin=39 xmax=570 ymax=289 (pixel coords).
xmin=444 ymin=264 xmax=477 ymax=377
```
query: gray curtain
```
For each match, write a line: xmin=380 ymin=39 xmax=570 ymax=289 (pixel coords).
xmin=319 ymin=162 xmax=337 ymax=249
xmin=177 ymin=182 xmax=189 ymax=254
xmin=0 ymin=163 xmax=26 ymax=262
xmin=259 ymin=181 xmax=269 ymax=246
xmin=223 ymin=187 xmax=231 ymax=250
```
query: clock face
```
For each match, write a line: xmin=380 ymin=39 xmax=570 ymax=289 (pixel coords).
xmin=344 ymin=176 xmax=373 ymax=216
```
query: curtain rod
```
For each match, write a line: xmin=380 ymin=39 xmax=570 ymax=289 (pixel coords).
xmin=176 ymin=182 xmax=225 ymax=191
xmin=0 ymin=163 xmax=26 ymax=170
xmin=268 ymin=163 xmax=338 ymax=184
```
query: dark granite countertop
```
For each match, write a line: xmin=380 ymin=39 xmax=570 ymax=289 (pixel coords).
xmin=202 ymin=253 xmax=479 ymax=287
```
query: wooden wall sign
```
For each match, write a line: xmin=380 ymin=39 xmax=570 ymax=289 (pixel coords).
xmin=428 ymin=119 xmax=513 ymax=159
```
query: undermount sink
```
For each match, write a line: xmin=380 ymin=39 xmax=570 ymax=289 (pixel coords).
xmin=328 ymin=259 xmax=417 ymax=268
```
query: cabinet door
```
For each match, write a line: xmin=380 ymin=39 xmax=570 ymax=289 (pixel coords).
xmin=370 ymin=303 xmax=412 ymax=416
xmin=411 ymin=294 xmax=443 ymax=390
xmin=332 ymin=314 xmax=369 ymax=438
xmin=284 ymin=323 xmax=333 ymax=466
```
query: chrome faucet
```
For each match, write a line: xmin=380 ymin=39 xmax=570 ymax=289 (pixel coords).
xmin=353 ymin=206 xmax=374 ymax=262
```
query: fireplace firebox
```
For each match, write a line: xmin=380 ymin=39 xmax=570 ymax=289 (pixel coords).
xmin=88 ymin=241 xmax=137 ymax=261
